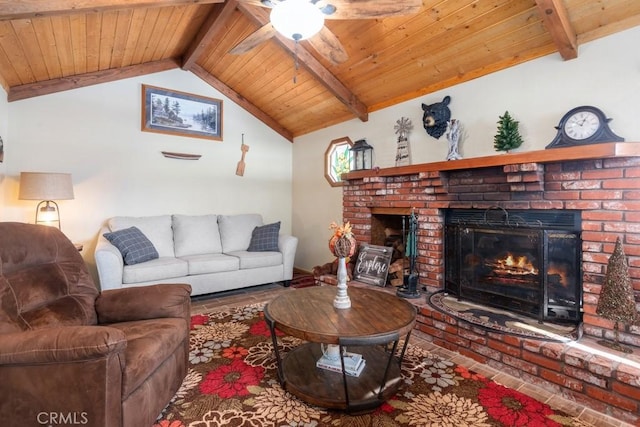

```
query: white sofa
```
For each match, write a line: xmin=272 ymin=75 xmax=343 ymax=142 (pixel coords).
xmin=95 ymin=214 xmax=298 ymax=296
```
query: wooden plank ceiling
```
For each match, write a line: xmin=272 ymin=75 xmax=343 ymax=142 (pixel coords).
xmin=0 ymin=0 xmax=638 ymax=142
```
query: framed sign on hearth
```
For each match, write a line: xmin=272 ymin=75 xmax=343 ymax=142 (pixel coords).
xmin=141 ymin=84 xmax=223 ymax=141
xmin=353 ymin=243 xmax=392 ymax=287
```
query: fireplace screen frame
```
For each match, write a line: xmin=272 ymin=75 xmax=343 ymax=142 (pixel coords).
xmin=444 ymin=208 xmax=582 ymax=325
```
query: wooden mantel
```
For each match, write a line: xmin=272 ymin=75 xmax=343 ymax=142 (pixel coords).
xmin=344 ymin=142 xmax=640 ymax=180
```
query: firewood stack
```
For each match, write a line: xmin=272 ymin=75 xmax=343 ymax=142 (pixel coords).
xmin=388 ymin=259 xmax=411 ymax=286
xmin=384 ymin=228 xmax=407 ymax=286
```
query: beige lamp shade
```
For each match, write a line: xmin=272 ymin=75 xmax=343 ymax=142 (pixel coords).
xmin=19 ymin=172 xmax=74 ymax=230
xmin=19 ymin=172 xmax=74 ymax=201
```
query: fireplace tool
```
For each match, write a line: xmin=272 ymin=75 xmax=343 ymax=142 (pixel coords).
xmin=397 ymin=209 xmax=421 ymax=299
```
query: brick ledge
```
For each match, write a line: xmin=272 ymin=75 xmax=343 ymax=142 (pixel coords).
xmin=344 ymin=142 xmax=640 ymax=179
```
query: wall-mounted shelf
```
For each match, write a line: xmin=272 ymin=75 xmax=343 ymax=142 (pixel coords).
xmin=344 ymin=142 xmax=640 ymax=180
xmin=161 ymin=151 xmax=202 ymax=160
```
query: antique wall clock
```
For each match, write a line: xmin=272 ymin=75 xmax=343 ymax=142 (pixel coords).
xmin=546 ymin=106 xmax=624 ymax=148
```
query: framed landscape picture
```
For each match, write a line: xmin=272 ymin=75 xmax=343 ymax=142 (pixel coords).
xmin=141 ymin=84 xmax=223 ymax=140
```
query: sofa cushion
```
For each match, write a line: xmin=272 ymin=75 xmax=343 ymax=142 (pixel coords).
xmin=109 ymin=317 xmax=187 ymax=398
xmin=103 ymin=226 xmax=159 ymax=265
xmin=173 ymin=214 xmax=222 ymax=257
xmin=122 ymin=257 xmax=188 ymax=284
xmin=247 ymin=221 xmax=280 ymax=252
xmin=180 ymin=253 xmax=239 ymax=275
xmin=227 ymin=251 xmax=283 ymax=269
xmin=218 ymin=214 xmax=263 ymax=253
xmin=109 ymin=215 xmax=175 ymax=257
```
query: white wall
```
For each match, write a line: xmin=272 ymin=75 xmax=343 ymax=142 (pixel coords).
xmin=293 ymin=26 xmax=640 ymax=271
xmin=0 ymin=69 xmax=293 ymax=276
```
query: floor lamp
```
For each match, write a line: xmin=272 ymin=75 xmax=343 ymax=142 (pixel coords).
xmin=18 ymin=172 xmax=74 ymax=230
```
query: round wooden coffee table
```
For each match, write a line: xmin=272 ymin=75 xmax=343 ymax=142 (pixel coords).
xmin=264 ymin=286 xmax=416 ymax=413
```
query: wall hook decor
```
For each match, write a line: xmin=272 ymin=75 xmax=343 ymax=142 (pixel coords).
xmin=236 ymin=134 xmax=250 ymax=176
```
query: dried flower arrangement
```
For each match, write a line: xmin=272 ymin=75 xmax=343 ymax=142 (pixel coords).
xmin=328 ymin=221 xmax=356 ymax=258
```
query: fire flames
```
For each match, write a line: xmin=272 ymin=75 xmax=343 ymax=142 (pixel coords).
xmin=490 ymin=253 xmax=538 ymax=276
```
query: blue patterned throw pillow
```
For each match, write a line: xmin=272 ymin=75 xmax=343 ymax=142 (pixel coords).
xmin=247 ymin=222 xmax=280 ymax=252
xmin=103 ymin=226 xmax=159 ymax=265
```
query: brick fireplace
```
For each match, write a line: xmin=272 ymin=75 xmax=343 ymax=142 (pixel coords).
xmin=343 ymin=142 xmax=640 ymax=424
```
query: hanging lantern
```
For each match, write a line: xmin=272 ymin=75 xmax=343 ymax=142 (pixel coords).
xmin=350 ymin=139 xmax=373 ymax=170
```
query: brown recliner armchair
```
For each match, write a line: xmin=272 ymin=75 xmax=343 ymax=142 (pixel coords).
xmin=0 ymin=222 xmax=191 ymax=427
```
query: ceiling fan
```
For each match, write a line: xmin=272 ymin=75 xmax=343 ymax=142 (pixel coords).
xmin=231 ymin=0 xmax=423 ymax=65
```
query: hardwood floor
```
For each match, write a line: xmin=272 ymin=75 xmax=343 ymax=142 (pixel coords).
xmin=190 ymin=282 xmax=632 ymax=427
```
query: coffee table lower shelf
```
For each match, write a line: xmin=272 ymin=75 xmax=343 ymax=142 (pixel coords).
xmin=280 ymin=343 xmax=403 ymax=412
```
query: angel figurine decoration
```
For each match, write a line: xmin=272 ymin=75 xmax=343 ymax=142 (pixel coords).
xmin=445 ymin=119 xmax=463 ymax=161
xmin=394 ymin=117 xmax=413 ymax=166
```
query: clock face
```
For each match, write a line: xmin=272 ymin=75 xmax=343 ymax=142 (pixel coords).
xmin=563 ymin=110 xmax=600 ymax=140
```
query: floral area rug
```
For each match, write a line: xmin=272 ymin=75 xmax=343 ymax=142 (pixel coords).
xmin=155 ymin=303 xmax=592 ymax=427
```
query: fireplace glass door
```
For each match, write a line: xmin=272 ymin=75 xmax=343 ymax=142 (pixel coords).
xmin=445 ymin=209 xmax=582 ymax=324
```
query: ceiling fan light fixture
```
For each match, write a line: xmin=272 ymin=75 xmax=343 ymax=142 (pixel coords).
xmin=270 ymin=0 xmax=325 ymax=41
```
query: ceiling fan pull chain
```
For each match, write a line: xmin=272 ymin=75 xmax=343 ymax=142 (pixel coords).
xmin=293 ymin=39 xmax=300 ymax=84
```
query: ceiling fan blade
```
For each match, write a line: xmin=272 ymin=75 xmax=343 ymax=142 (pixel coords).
xmin=229 ymin=23 xmax=277 ymax=55
xmin=307 ymin=26 xmax=348 ymax=65
xmin=324 ymin=0 xmax=422 ymax=19
xmin=235 ymin=0 xmax=272 ymax=8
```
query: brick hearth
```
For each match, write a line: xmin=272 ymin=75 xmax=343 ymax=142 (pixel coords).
xmin=342 ymin=143 xmax=640 ymax=424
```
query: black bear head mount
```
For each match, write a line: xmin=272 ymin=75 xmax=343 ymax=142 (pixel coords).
xmin=422 ymin=96 xmax=451 ymax=139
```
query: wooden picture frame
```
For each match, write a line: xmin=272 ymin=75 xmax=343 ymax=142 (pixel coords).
xmin=353 ymin=243 xmax=392 ymax=287
xmin=141 ymin=84 xmax=223 ymax=141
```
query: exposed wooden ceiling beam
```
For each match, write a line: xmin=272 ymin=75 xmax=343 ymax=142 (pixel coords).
xmin=182 ymin=0 xmax=238 ymax=70
xmin=0 ymin=0 xmax=225 ymax=21
xmin=7 ymin=58 xmax=179 ymax=101
xmin=535 ymin=0 xmax=578 ymax=60
xmin=191 ymin=64 xmax=294 ymax=142
xmin=183 ymin=0 xmax=296 ymax=140
xmin=237 ymin=2 xmax=368 ymax=123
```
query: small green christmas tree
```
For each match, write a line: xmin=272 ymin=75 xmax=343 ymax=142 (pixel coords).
xmin=596 ymin=237 xmax=638 ymax=353
xmin=493 ymin=111 xmax=523 ymax=152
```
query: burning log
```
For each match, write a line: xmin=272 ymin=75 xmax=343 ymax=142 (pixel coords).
xmin=485 ymin=253 xmax=538 ymax=276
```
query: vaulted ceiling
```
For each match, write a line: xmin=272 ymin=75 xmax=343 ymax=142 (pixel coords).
xmin=0 ymin=0 xmax=639 ymax=142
